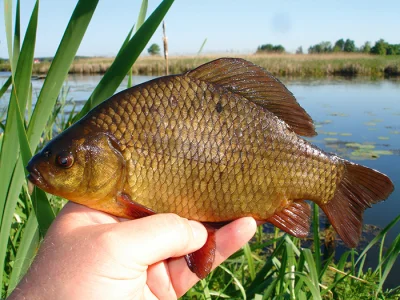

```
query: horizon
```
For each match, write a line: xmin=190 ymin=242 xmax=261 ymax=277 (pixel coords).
xmin=0 ymin=0 xmax=399 ymax=58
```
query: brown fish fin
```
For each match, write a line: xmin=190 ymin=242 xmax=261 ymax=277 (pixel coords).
xmin=202 ymin=221 xmax=231 ymax=229
xmin=266 ymin=201 xmax=311 ymax=238
xmin=116 ymin=192 xmax=155 ymax=219
xmin=186 ymin=58 xmax=316 ymax=137
xmin=184 ymin=226 xmax=216 ymax=279
xmin=320 ymin=161 xmax=394 ymax=248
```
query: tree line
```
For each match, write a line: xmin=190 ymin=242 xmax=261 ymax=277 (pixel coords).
xmin=257 ymin=39 xmax=400 ymax=55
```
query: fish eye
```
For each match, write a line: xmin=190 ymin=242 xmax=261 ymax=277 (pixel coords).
xmin=56 ymin=152 xmax=74 ymax=169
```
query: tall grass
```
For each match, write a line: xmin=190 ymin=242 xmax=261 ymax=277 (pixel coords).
xmin=1 ymin=1 xmax=399 ymax=299
xmin=2 ymin=53 xmax=399 ymax=78
xmin=0 ymin=0 xmax=173 ymax=296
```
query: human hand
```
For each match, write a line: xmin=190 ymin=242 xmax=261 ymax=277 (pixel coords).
xmin=9 ymin=202 xmax=256 ymax=299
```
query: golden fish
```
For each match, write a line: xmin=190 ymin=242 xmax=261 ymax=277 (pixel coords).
xmin=27 ymin=58 xmax=394 ymax=278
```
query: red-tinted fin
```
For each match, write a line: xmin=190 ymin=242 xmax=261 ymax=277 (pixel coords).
xmin=186 ymin=58 xmax=316 ymax=137
xmin=116 ymin=192 xmax=155 ymax=219
xmin=267 ymin=201 xmax=311 ymax=238
xmin=321 ymin=161 xmax=394 ymax=248
xmin=202 ymin=221 xmax=231 ymax=229
xmin=185 ymin=226 xmax=216 ymax=279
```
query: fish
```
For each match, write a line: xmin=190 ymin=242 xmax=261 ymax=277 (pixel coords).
xmin=27 ymin=58 xmax=394 ymax=279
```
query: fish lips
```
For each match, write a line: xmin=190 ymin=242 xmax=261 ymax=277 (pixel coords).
xmin=26 ymin=160 xmax=47 ymax=190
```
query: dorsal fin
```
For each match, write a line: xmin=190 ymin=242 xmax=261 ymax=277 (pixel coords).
xmin=186 ymin=58 xmax=316 ymax=137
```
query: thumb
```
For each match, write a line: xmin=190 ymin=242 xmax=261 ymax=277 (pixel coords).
xmin=106 ymin=214 xmax=208 ymax=267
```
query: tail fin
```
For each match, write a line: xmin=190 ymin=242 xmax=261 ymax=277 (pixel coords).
xmin=320 ymin=161 xmax=394 ymax=248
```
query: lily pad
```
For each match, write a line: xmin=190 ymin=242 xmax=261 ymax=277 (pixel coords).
xmin=326 ymin=132 xmax=338 ymax=136
xmin=364 ymin=122 xmax=377 ymax=126
xmin=345 ymin=143 xmax=375 ymax=149
xmin=324 ymin=138 xmax=338 ymax=142
xmin=340 ymin=133 xmax=352 ymax=136
xmin=373 ymin=150 xmax=393 ymax=155
xmin=378 ymin=136 xmax=390 ymax=140
xmin=390 ymin=130 xmax=400 ymax=135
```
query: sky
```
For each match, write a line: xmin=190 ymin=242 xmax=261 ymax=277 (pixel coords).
xmin=0 ymin=0 xmax=399 ymax=58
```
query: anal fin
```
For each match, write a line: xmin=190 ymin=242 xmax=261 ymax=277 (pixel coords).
xmin=185 ymin=226 xmax=216 ymax=279
xmin=116 ymin=192 xmax=155 ymax=219
xmin=267 ymin=201 xmax=311 ymax=238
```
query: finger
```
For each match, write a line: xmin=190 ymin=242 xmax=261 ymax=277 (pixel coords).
xmin=147 ymin=261 xmax=178 ymax=300
xmin=48 ymin=202 xmax=119 ymax=235
xmin=167 ymin=217 xmax=257 ymax=297
xmin=104 ymin=213 xmax=208 ymax=267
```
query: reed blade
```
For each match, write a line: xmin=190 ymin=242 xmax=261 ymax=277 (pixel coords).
xmin=74 ymin=0 xmax=175 ymax=121
xmin=27 ymin=0 xmax=99 ymax=152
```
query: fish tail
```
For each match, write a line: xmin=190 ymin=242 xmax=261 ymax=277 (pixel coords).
xmin=320 ymin=160 xmax=394 ymax=248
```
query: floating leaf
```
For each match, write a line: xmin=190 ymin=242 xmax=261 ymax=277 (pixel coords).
xmin=326 ymin=132 xmax=338 ymax=136
xmin=364 ymin=122 xmax=376 ymax=126
xmin=373 ymin=150 xmax=393 ymax=155
xmin=345 ymin=143 xmax=375 ymax=150
xmin=378 ymin=136 xmax=390 ymax=140
xmin=339 ymin=133 xmax=352 ymax=136
xmin=324 ymin=138 xmax=338 ymax=142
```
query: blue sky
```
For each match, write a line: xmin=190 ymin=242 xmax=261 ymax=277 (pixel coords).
xmin=1 ymin=0 xmax=399 ymax=57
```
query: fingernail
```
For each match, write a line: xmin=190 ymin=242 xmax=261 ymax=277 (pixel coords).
xmin=188 ymin=220 xmax=206 ymax=241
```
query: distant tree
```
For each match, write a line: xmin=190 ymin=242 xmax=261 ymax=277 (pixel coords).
xmin=371 ymin=39 xmax=389 ymax=55
xmin=360 ymin=41 xmax=371 ymax=53
xmin=343 ymin=39 xmax=356 ymax=52
xmin=147 ymin=43 xmax=161 ymax=55
xmin=333 ymin=39 xmax=345 ymax=52
xmin=257 ymin=44 xmax=274 ymax=52
xmin=387 ymin=44 xmax=400 ymax=55
xmin=308 ymin=41 xmax=332 ymax=54
xmin=296 ymin=46 xmax=303 ymax=54
xmin=272 ymin=45 xmax=285 ymax=53
xmin=257 ymin=44 xmax=285 ymax=53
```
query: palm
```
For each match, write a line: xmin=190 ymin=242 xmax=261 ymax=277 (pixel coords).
xmin=11 ymin=202 xmax=256 ymax=300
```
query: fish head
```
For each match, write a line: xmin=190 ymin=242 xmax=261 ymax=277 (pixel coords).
xmin=27 ymin=128 xmax=126 ymax=205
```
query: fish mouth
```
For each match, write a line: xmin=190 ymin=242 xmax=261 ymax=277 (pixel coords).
xmin=26 ymin=164 xmax=47 ymax=190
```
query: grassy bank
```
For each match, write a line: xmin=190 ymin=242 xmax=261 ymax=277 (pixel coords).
xmin=2 ymin=53 xmax=400 ymax=78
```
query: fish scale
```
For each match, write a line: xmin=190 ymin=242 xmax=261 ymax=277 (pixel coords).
xmin=27 ymin=58 xmax=394 ymax=279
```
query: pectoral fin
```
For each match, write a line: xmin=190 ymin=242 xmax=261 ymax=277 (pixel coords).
xmin=185 ymin=226 xmax=217 ymax=279
xmin=116 ymin=192 xmax=155 ymax=219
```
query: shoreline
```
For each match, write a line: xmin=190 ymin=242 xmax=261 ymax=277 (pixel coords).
xmin=1 ymin=53 xmax=400 ymax=77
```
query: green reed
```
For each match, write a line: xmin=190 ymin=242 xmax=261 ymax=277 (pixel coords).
xmin=0 ymin=0 xmax=173 ymax=296
xmin=1 ymin=1 xmax=399 ymax=299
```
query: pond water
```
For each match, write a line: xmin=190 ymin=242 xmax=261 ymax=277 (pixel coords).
xmin=1 ymin=73 xmax=399 ymax=287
